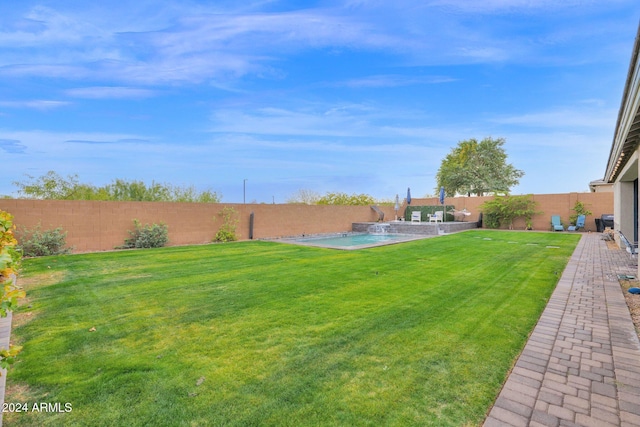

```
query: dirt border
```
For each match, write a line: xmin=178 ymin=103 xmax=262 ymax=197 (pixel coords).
xmin=607 ymin=236 xmax=640 ymax=339
xmin=620 ymin=277 xmax=640 ymax=337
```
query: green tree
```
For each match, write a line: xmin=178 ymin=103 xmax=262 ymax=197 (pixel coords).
xmin=286 ymin=189 xmax=321 ymax=205
xmin=13 ymin=171 xmax=85 ymax=200
xmin=316 ymin=192 xmax=375 ymax=205
xmin=105 ymin=179 xmax=170 ymax=201
xmin=436 ymin=137 xmax=524 ymax=196
xmin=13 ymin=171 xmax=221 ymax=203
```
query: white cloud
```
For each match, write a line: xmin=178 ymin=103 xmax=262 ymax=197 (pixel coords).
xmin=0 ymin=4 xmax=409 ymax=85
xmin=491 ymin=106 xmax=617 ymax=129
xmin=425 ymin=0 xmax=601 ymax=14
xmin=210 ymin=106 xmax=372 ymax=137
xmin=1 ymin=0 xmax=628 ymax=88
xmin=0 ymin=1 xmax=544 ymax=86
xmin=0 ymin=100 xmax=70 ymax=110
xmin=0 ymin=6 xmax=103 ymax=46
xmin=208 ymin=103 xmax=461 ymax=142
xmin=65 ymin=87 xmax=156 ymax=99
xmin=338 ymin=74 xmax=457 ymax=88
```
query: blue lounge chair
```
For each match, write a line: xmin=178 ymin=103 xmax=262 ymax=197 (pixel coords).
xmin=551 ymin=215 xmax=564 ymax=231
xmin=568 ymin=215 xmax=585 ymax=231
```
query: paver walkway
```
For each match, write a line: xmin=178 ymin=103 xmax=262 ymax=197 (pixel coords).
xmin=484 ymin=233 xmax=640 ymax=427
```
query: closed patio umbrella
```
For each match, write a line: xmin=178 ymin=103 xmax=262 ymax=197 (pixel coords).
xmin=407 ymin=187 xmax=411 ymax=205
xmin=394 ymin=194 xmax=400 ymax=220
xmin=439 ymin=186 xmax=445 ymax=221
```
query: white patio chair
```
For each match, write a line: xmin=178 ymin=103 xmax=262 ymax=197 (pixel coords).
xmin=429 ymin=211 xmax=443 ymax=223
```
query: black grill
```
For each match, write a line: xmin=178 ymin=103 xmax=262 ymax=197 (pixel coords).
xmin=601 ymin=214 xmax=614 ymax=229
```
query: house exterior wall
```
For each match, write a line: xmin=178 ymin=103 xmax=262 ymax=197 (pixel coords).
xmin=604 ymin=22 xmax=640 ymax=277
xmin=615 ymin=180 xmax=636 ymax=239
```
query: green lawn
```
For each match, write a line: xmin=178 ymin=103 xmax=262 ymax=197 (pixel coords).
xmin=6 ymin=230 xmax=580 ymax=426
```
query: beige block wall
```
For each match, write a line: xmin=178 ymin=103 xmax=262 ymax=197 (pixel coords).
xmin=408 ymin=192 xmax=613 ymax=231
xmin=0 ymin=192 xmax=613 ymax=253
xmin=0 ymin=200 xmax=397 ymax=253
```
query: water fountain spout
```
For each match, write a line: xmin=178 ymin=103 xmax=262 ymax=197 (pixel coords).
xmin=368 ymin=223 xmax=391 ymax=234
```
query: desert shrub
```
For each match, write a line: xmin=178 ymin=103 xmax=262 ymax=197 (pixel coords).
xmin=18 ymin=224 xmax=73 ymax=257
xmin=121 ymin=220 xmax=169 ymax=249
xmin=214 ymin=207 xmax=238 ymax=242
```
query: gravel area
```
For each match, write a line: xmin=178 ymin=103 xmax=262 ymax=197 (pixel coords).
xmin=608 ymin=236 xmax=640 ymax=337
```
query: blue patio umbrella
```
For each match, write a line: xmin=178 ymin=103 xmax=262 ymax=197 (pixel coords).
xmin=407 ymin=188 xmax=411 ymax=205
xmin=439 ymin=186 xmax=445 ymax=221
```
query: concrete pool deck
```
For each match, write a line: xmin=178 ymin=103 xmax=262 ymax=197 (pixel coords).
xmin=483 ymin=233 xmax=640 ymax=427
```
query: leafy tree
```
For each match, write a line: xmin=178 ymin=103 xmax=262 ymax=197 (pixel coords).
xmin=105 ymin=179 xmax=170 ymax=202
xmin=13 ymin=171 xmax=221 ymax=203
xmin=317 ymin=192 xmax=375 ymax=206
xmin=13 ymin=171 xmax=85 ymax=200
xmin=436 ymin=137 xmax=524 ymax=196
xmin=287 ymin=189 xmax=321 ymax=205
xmin=288 ymin=190 xmax=386 ymax=205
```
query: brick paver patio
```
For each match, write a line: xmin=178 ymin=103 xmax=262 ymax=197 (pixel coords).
xmin=484 ymin=233 xmax=640 ymax=427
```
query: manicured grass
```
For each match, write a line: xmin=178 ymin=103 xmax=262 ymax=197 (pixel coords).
xmin=6 ymin=230 xmax=580 ymax=426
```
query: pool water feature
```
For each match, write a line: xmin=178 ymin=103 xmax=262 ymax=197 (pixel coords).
xmin=368 ymin=223 xmax=390 ymax=234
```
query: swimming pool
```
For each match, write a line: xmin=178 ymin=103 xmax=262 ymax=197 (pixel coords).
xmin=280 ymin=233 xmax=431 ymax=250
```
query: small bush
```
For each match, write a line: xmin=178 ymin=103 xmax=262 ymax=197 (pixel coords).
xmin=569 ymin=201 xmax=592 ymax=225
xmin=121 ymin=220 xmax=169 ymax=249
xmin=214 ymin=207 xmax=238 ymax=243
xmin=18 ymin=224 xmax=72 ymax=257
xmin=483 ymin=212 xmax=501 ymax=229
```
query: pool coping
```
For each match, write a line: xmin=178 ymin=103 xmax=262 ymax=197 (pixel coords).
xmin=274 ymin=232 xmax=437 ymax=250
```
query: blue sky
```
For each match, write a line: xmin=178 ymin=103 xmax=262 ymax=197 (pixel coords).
xmin=1 ymin=1 xmax=639 ymax=203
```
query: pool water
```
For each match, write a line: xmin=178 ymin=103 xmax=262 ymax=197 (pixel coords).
xmin=284 ymin=233 xmax=428 ymax=249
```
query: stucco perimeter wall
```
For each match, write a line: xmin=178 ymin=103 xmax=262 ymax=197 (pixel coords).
xmin=0 ymin=200 xmax=397 ymax=253
xmin=409 ymin=192 xmax=613 ymax=231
